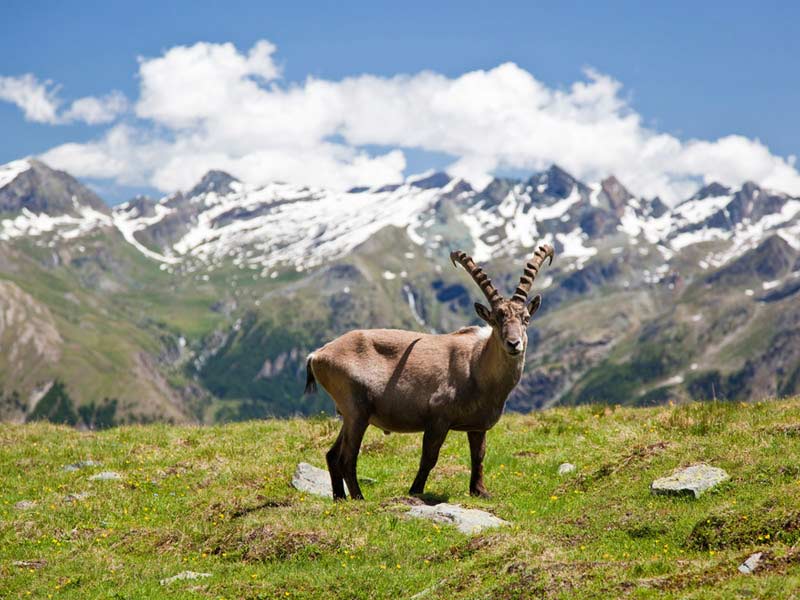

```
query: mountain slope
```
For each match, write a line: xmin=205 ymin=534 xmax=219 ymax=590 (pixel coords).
xmin=1 ymin=157 xmax=799 ymax=422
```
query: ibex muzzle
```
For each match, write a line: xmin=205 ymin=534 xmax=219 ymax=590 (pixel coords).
xmin=305 ymin=244 xmax=555 ymax=500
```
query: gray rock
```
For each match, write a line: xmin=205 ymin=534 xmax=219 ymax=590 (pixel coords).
xmin=558 ymin=462 xmax=576 ymax=475
xmin=14 ymin=500 xmax=36 ymax=510
xmin=292 ymin=462 xmax=338 ymax=498
xmin=406 ymin=503 xmax=509 ymax=535
xmin=64 ymin=491 xmax=93 ymax=503
xmin=89 ymin=471 xmax=122 ymax=481
xmin=650 ymin=463 xmax=730 ymax=498
xmin=159 ymin=571 xmax=211 ymax=586
xmin=63 ymin=460 xmax=102 ymax=472
xmin=738 ymin=552 xmax=763 ymax=574
xmin=410 ymin=578 xmax=449 ymax=599
xmin=410 ymin=585 xmax=435 ymax=599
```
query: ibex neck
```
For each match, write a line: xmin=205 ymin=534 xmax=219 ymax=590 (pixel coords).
xmin=474 ymin=330 xmax=525 ymax=395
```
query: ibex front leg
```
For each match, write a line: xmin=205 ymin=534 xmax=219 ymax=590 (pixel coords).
xmin=468 ymin=430 xmax=491 ymax=498
xmin=409 ymin=424 xmax=449 ymax=496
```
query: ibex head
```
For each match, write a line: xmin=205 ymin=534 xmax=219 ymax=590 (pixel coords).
xmin=450 ymin=244 xmax=555 ymax=356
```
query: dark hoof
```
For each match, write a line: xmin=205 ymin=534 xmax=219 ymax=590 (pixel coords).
xmin=410 ymin=492 xmax=449 ymax=505
xmin=470 ymin=488 xmax=492 ymax=499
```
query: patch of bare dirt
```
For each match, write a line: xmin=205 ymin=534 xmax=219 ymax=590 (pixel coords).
xmin=204 ymin=525 xmax=337 ymax=562
xmin=513 ymin=450 xmax=540 ymax=458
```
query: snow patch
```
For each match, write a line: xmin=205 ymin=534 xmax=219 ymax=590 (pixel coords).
xmin=0 ymin=206 xmax=111 ymax=243
xmin=403 ymin=284 xmax=426 ymax=327
xmin=555 ymin=229 xmax=597 ymax=259
xmin=0 ymin=159 xmax=31 ymax=189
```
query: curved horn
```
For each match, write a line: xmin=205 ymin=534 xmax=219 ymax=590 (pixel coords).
xmin=510 ymin=244 xmax=555 ymax=304
xmin=450 ymin=250 xmax=502 ymax=307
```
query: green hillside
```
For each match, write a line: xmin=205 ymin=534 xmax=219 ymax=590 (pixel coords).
xmin=2 ymin=399 xmax=800 ymax=598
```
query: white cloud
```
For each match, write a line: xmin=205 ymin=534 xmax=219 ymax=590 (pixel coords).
xmin=0 ymin=74 xmax=60 ymax=123
xmin=34 ymin=39 xmax=800 ymax=201
xmin=0 ymin=74 xmax=126 ymax=125
xmin=63 ymin=91 xmax=128 ymax=125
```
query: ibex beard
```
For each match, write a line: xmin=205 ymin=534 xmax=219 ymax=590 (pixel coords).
xmin=305 ymin=244 xmax=555 ymax=500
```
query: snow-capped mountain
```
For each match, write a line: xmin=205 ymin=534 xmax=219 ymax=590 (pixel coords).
xmin=3 ymin=158 xmax=799 ymax=280
xmin=1 ymin=157 xmax=800 ymax=424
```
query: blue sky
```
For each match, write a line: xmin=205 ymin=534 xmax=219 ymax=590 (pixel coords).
xmin=1 ymin=1 xmax=798 ymax=203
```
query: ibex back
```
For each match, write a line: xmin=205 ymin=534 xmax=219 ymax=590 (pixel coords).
xmin=305 ymin=244 xmax=555 ymax=500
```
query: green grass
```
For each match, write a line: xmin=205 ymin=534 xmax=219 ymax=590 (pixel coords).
xmin=2 ymin=399 xmax=800 ymax=599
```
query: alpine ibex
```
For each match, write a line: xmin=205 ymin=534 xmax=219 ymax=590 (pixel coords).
xmin=305 ymin=244 xmax=555 ymax=500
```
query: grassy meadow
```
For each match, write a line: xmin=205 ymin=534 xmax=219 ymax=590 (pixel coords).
xmin=2 ymin=399 xmax=800 ymax=598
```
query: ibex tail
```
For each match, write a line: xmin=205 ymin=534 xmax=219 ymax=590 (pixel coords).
xmin=304 ymin=355 xmax=318 ymax=394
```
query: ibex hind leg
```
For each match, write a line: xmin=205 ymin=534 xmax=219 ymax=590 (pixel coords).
xmin=326 ymin=428 xmax=346 ymax=500
xmin=339 ymin=416 xmax=368 ymax=500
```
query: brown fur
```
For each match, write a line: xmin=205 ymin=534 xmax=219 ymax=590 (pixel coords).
xmin=306 ymin=245 xmax=554 ymax=500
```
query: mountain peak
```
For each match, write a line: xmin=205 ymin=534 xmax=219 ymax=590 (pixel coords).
xmin=600 ymin=175 xmax=633 ymax=212
xmin=408 ymin=171 xmax=452 ymax=190
xmin=187 ymin=170 xmax=239 ymax=198
xmin=740 ymin=181 xmax=762 ymax=196
xmin=0 ymin=158 xmax=109 ymax=216
xmin=693 ymin=181 xmax=731 ymax=201
xmin=530 ymin=164 xmax=587 ymax=199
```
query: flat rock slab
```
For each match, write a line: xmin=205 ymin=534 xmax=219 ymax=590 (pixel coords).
xmin=292 ymin=462 xmax=344 ymax=498
xmin=406 ymin=503 xmax=509 ymax=535
xmin=89 ymin=471 xmax=122 ymax=481
xmin=650 ymin=463 xmax=730 ymax=498
xmin=160 ymin=571 xmax=211 ymax=586
xmin=14 ymin=500 xmax=36 ymax=511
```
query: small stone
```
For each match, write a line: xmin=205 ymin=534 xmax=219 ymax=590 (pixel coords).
xmin=650 ymin=463 xmax=730 ymax=498
xmin=64 ymin=491 xmax=93 ymax=503
xmin=558 ymin=463 xmax=576 ymax=475
xmin=406 ymin=502 xmax=509 ymax=535
xmin=738 ymin=552 xmax=763 ymax=574
xmin=63 ymin=460 xmax=102 ymax=472
xmin=159 ymin=571 xmax=212 ymax=586
xmin=89 ymin=471 xmax=122 ymax=481
xmin=14 ymin=500 xmax=36 ymax=510
xmin=12 ymin=559 xmax=46 ymax=570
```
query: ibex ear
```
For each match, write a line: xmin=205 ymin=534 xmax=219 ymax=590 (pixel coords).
xmin=527 ymin=294 xmax=542 ymax=319
xmin=474 ymin=302 xmax=492 ymax=323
